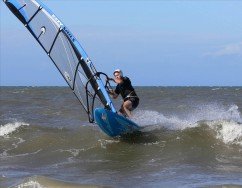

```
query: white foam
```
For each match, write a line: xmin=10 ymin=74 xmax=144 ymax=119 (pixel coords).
xmin=58 ymin=148 xmax=85 ymax=157
xmin=17 ymin=180 xmax=43 ymax=188
xmin=0 ymin=122 xmax=29 ymax=137
xmin=132 ymin=104 xmax=242 ymax=146
xmin=191 ymin=104 xmax=241 ymax=123
xmin=133 ymin=104 xmax=241 ymax=129
xmin=98 ymin=139 xmax=120 ymax=149
xmin=208 ymin=120 xmax=242 ymax=146
xmin=132 ymin=110 xmax=196 ymax=130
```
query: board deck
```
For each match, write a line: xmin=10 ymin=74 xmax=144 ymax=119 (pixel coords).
xmin=94 ymin=108 xmax=141 ymax=137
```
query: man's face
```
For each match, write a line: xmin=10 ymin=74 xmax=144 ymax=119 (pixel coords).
xmin=114 ymin=72 xmax=122 ymax=79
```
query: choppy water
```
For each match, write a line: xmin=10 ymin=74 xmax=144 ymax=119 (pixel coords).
xmin=0 ymin=86 xmax=242 ymax=187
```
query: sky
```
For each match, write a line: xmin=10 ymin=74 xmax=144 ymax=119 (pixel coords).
xmin=0 ymin=0 xmax=242 ymax=86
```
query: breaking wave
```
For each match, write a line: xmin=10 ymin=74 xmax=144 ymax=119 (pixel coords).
xmin=0 ymin=122 xmax=29 ymax=137
xmin=13 ymin=176 xmax=94 ymax=188
xmin=132 ymin=104 xmax=242 ymax=146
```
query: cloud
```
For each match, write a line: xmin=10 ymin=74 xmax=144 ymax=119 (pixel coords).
xmin=204 ymin=41 xmax=242 ymax=57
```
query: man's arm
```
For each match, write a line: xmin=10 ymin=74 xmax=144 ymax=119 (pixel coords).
xmin=108 ymin=89 xmax=118 ymax=99
xmin=107 ymin=77 xmax=122 ymax=84
xmin=107 ymin=77 xmax=115 ymax=82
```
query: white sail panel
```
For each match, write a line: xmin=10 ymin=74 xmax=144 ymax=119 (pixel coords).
xmin=3 ymin=0 xmax=117 ymax=121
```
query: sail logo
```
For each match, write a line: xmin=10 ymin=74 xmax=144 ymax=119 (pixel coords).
xmin=63 ymin=27 xmax=76 ymax=43
xmin=51 ymin=14 xmax=75 ymax=42
xmin=52 ymin=14 xmax=63 ymax=26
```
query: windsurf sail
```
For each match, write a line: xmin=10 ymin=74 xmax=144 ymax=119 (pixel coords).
xmin=3 ymin=0 xmax=116 ymax=122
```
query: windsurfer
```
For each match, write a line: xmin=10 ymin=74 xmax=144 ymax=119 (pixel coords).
xmin=108 ymin=69 xmax=139 ymax=117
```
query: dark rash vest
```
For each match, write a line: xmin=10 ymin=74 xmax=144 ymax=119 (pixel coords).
xmin=114 ymin=77 xmax=138 ymax=100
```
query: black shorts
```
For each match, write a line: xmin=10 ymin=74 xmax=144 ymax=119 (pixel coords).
xmin=127 ymin=97 xmax=139 ymax=110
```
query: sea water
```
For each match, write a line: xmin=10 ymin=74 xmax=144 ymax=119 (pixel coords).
xmin=0 ymin=86 xmax=242 ymax=187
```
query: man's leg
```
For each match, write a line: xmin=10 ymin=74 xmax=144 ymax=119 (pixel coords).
xmin=123 ymin=100 xmax=132 ymax=117
xmin=118 ymin=107 xmax=125 ymax=116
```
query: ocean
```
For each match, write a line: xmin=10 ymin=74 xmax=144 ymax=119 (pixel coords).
xmin=0 ymin=86 xmax=242 ymax=187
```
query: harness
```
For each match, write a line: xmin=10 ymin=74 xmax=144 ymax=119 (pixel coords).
xmin=124 ymin=91 xmax=139 ymax=101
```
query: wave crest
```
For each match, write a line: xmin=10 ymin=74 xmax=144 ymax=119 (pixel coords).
xmin=208 ymin=120 xmax=242 ymax=146
xmin=0 ymin=122 xmax=29 ymax=137
xmin=132 ymin=104 xmax=242 ymax=146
